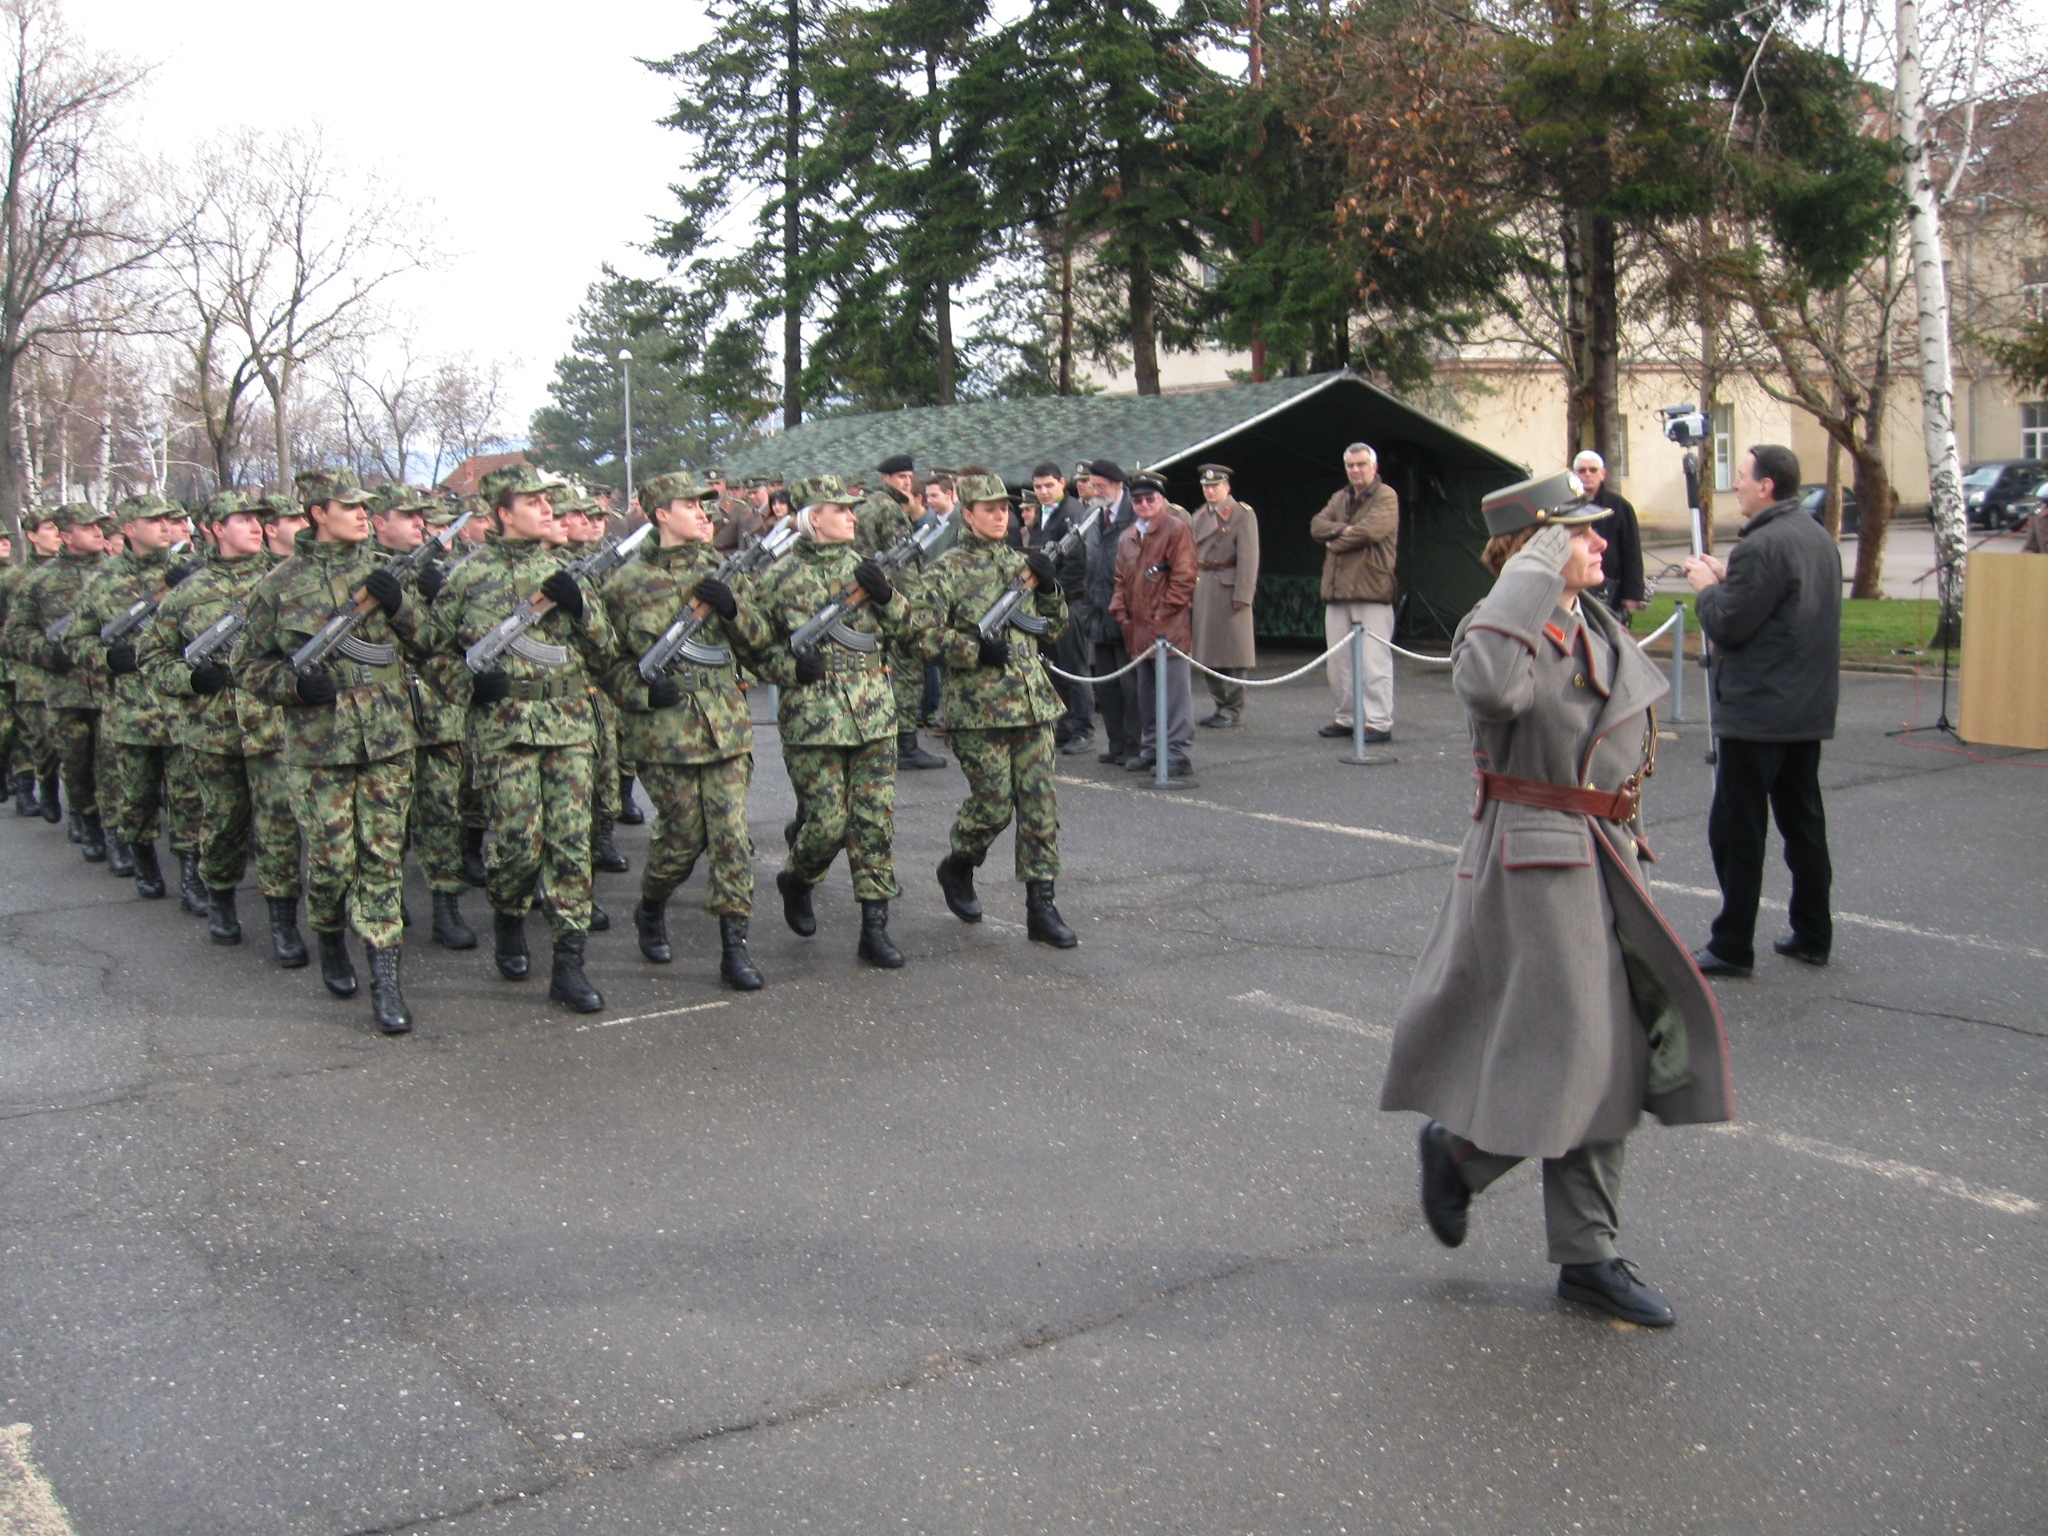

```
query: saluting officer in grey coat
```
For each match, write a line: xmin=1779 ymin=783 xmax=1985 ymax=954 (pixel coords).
xmin=1380 ymin=472 xmax=1735 ymax=1328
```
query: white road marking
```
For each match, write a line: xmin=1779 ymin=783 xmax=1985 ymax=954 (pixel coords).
xmin=0 ymin=1424 xmax=77 ymax=1536
xmin=1714 ymin=1125 xmax=2040 ymax=1216
xmin=1233 ymin=990 xmax=1392 ymax=1042
xmin=1058 ymin=776 xmax=1460 ymax=854
xmin=1647 ymin=882 xmax=2048 ymax=963
xmin=576 ymin=1000 xmax=733 ymax=1033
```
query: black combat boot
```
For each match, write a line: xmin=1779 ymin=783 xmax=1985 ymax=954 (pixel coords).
xmin=776 ymin=869 xmax=816 ymax=937
xmin=37 ymin=775 xmax=60 ymax=823
xmin=79 ymin=812 xmax=106 ymax=863
xmin=1025 ymin=880 xmax=1078 ymax=948
xmin=267 ymin=896 xmax=309 ymax=967
xmin=857 ymin=899 xmax=904 ymax=968
xmin=177 ymin=850 xmax=209 ymax=916
xmin=460 ymin=825 xmax=488 ymax=887
xmin=593 ymin=816 xmax=629 ymax=874
xmin=719 ymin=913 xmax=763 ymax=990
xmin=108 ymin=838 xmax=134 ymax=877
xmin=66 ymin=810 xmax=83 ymax=843
xmin=315 ymin=928 xmax=357 ymax=998
xmin=365 ymin=944 xmax=413 ymax=1034
xmin=783 ymin=817 xmax=799 ymax=849
xmin=588 ymin=899 xmax=611 ymax=933
xmin=431 ymin=891 xmax=476 ymax=949
xmin=936 ymin=851 xmax=982 ymax=923
xmin=494 ymin=910 xmax=530 ymax=980
xmin=615 ymin=774 xmax=644 ymax=825
xmin=13 ymin=772 xmax=35 ymax=816
xmin=634 ymin=898 xmax=672 ymax=963
xmin=548 ymin=934 xmax=603 ymax=1013
xmin=897 ymin=729 xmax=947 ymax=770
xmin=207 ymin=887 xmax=242 ymax=945
xmin=131 ymin=841 xmax=166 ymax=899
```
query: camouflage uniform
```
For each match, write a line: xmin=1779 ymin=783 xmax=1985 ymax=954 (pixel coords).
xmin=0 ymin=544 xmax=51 ymax=794
xmin=5 ymin=516 xmax=106 ymax=822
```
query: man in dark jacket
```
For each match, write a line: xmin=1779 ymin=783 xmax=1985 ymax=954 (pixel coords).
xmin=1684 ymin=443 xmax=1841 ymax=976
xmin=1078 ymin=459 xmax=1139 ymax=764
xmin=1574 ymin=450 xmax=1644 ymax=623
xmin=1030 ymin=461 xmax=1095 ymax=753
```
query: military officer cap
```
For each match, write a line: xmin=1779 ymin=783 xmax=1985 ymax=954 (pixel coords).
xmin=705 ymin=466 xmax=728 ymax=482
xmin=52 ymin=500 xmax=109 ymax=529
xmin=877 ymin=452 xmax=915 ymax=476
xmin=1480 ymin=470 xmax=1613 ymax=537
xmin=367 ymin=483 xmax=438 ymax=517
xmin=955 ymin=472 xmax=1011 ymax=507
xmin=478 ymin=462 xmax=569 ymax=508
xmin=114 ymin=492 xmax=180 ymax=525
xmin=641 ymin=470 xmax=710 ymax=509
xmin=1197 ymin=463 xmax=1233 ymax=485
xmin=798 ymin=473 xmax=858 ymax=512
xmin=294 ymin=466 xmax=373 ymax=509
xmin=1128 ymin=471 xmax=1169 ymax=498
xmin=198 ymin=490 xmax=253 ymax=525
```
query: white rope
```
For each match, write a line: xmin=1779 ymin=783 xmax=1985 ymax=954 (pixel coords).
xmin=1637 ymin=610 xmax=1681 ymax=644
xmin=1356 ymin=629 xmax=1454 ymax=667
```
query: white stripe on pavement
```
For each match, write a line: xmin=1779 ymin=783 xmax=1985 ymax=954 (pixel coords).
xmin=1714 ymin=1125 xmax=2040 ymax=1216
xmin=0 ymin=1425 xmax=77 ymax=1536
xmin=576 ymin=1000 xmax=732 ymax=1032
xmin=1233 ymin=990 xmax=1392 ymax=1042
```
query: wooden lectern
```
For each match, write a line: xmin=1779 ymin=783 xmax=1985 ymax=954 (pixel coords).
xmin=1958 ymin=551 xmax=2048 ymax=750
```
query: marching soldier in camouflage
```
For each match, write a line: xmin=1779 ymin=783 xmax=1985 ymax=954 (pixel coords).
xmin=238 ymin=467 xmax=427 ymax=1034
xmin=369 ymin=485 xmax=478 ymax=952
xmin=141 ymin=491 xmax=307 ymax=962
xmin=855 ymin=456 xmax=954 ymax=772
xmin=601 ymin=470 xmax=773 ymax=988
xmin=0 ymin=517 xmax=55 ymax=814
xmin=748 ymin=474 xmax=915 ymax=967
xmin=554 ymin=482 xmax=628 ymax=920
xmin=911 ymin=472 xmax=1078 ymax=947
xmin=6 ymin=503 xmax=109 ymax=847
xmin=422 ymin=463 xmax=617 ymax=1014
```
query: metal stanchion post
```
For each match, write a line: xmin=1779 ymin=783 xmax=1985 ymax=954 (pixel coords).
xmin=1671 ymin=604 xmax=1685 ymax=722
xmin=1339 ymin=621 xmax=1395 ymax=766
xmin=1154 ymin=636 xmax=1170 ymax=787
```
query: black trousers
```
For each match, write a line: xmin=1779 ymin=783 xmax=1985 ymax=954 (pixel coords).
xmin=1091 ymin=639 xmax=1139 ymax=757
xmin=1707 ymin=737 xmax=1832 ymax=967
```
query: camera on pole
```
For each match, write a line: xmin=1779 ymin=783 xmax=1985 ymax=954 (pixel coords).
xmin=1660 ymin=403 xmax=1710 ymax=448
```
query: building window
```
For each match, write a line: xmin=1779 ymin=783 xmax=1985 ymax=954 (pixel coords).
xmin=2023 ymin=402 xmax=2048 ymax=460
xmin=1612 ymin=414 xmax=1629 ymax=478
xmin=1713 ymin=404 xmax=1735 ymax=492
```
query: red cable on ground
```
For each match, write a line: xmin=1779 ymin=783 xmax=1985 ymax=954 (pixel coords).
xmin=1894 ymin=665 xmax=2048 ymax=767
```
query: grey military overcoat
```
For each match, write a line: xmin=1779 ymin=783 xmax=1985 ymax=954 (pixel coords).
xmin=1189 ymin=498 xmax=1259 ymax=669
xmin=1380 ymin=531 xmax=1735 ymax=1159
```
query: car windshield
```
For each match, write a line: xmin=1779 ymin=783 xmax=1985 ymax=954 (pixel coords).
xmin=1962 ymin=466 xmax=2004 ymax=488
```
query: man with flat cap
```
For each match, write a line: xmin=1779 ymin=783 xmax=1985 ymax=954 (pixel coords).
xmin=1189 ymin=464 xmax=1259 ymax=728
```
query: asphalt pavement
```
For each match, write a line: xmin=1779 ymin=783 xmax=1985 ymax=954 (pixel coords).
xmin=1 ymin=652 xmax=2042 ymax=1535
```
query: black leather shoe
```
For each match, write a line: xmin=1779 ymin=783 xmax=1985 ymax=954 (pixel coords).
xmin=937 ymin=851 xmax=982 ymax=923
xmin=782 ymin=817 xmax=799 ymax=849
xmin=1690 ymin=944 xmax=1752 ymax=978
xmin=1419 ymin=1121 xmax=1471 ymax=1247
xmin=1096 ymin=750 xmax=1123 ymax=765
xmin=615 ymin=775 xmax=644 ymax=825
xmin=431 ymin=891 xmax=477 ymax=949
xmin=494 ymin=911 xmax=530 ymax=980
xmin=267 ymin=896 xmax=309 ymax=967
xmin=1317 ymin=722 xmax=1350 ymax=738
xmin=1025 ymin=881 xmax=1077 ymax=948
xmin=79 ymin=812 xmax=107 ymax=862
xmin=588 ymin=900 xmax=611 ymax=933
xmin=1557 ymin=1257 xmax=1675 ymax=1327
xmin=1059 ymin=734 xmax=1095 ymax=756
xmin=366 ymin=944 xmax=413 ymax=1034
xmin=548 ymin=935 xmax=604 ymax=1013
xmin=1363 ymin=727 xmax=1393 ymax=744
xmin=857 ymin=899 xmax=904 ymax=968
xmin=131 ymin=841 xmax=166 ymax=899
xmin=107 ymin=838 xmax=134 ymax=878
xmin=12 ymin=772 xmax=35 ymax=816
xmin=635 ymin=898 xmax=672 ymax=963
xmin=315 ymin=929 xmax=357 ymax=998
xmin=207 ymin=887 xmax=242 ymax=946
xmin=593 ymin=816 xmax=629 ymax=873
xmin=1772 ymin=934 xmax=1830 ymax=966
xmin=460 ymin=826 xmax=488 ymax=887
xmin=67 ymin=810 xmax=83 ymax=843
xmin=37 ymin=777 xmax=61 ymax=823
xmin=719 ymin=913 xmax=764 ymax=990
xmin=177 ymin=850 xmax=209 ymax=916
xmin=777 ymin=869 xmax=816 ymax=937
xmin=897 ymin=730 xmax=947 ymax=770
xmin=1124 ymin=755 xmax=1156 ymax=773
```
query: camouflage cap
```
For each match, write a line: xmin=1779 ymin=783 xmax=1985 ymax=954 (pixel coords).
xmin=956 ymin=472 xmax=1012 ymax=507
xmin=478 ymin=462 xmax=569 ymax=507
xmin=19 ymin=506 xmax=56 ymax=529
xmin=294 ymin=466 xmax=373 ymax=509
xmin=423 ymin=497 xmax=462 ymax=527
xmin=255 ymin=493 xmax=306 ymax=522
xmin=641 ymin=470 xmax=710 ymax=508
xmin=115 ymin=492 xmax=181 ymax=525
xmin=552 ymin=480 xmax=602 ymax=517
xmin=368 ymin=483 xmax=439 ymax=518
xmin=797 ymin=473 xmax=859 ymax=513
xmin=198 ymin=490 xmax=254 ymax=526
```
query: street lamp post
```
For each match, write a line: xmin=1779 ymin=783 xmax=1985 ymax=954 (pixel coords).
xmin=618 ymin=348 xmax=635 ymax=518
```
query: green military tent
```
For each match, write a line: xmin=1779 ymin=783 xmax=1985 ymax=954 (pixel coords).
xmin=718 ymin=371 xmax=1527 ymax=642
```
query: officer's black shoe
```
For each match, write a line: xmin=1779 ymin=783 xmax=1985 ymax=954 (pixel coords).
xmin=937 ymin=851 xmax=982 ymax=923
xmin=588 ymin=900 xmax=611 ymax=933
xmin=267 ymin=896 xmax=309 ymax=967
xmin=108 ymin=838 xmax=134 ymax=878
xmin=1058 ymin=733 xmax=1095 ymax=757
xmin=207 ymin=887 xmax=242 ymax=946
xmin=494 ymin=911 xmax=530 ymax=981
xmin=1418 ymin=1120 xmax=1471 ymax=1248
xmin=460 ymin=826 xmax=488 ymax=887
xmin=719 ymin=913 xmax=764 ymax=990
xmin=1557 ymin=1257 xmax=1675 ymax=1328
xmin=1772 ymin=933 xmax=1830 ymax=967
xmin=1690 ymin=944 xmax=1752 ymax=978
xmin=1096 ymin=749 xmax=1123 ymax=765
xmin=1124 ymin=755 xmax=1156 ymax=773
xmin=615 ymin=775 xmax=644 ymax=825
xmin=1024 ymin=881 xmax=1077 ymax=948
xmin=131 ymin=840 xmax=166 ymax=899
xmin=431 ymin=891 xmax=477 ymax=950
xmin=37 ymin=775 xmax=61 ymax=823
xmin=548 ymin=935 xmax=604 ymax=1013
xmin=897 ymin=730 xmax=947 ymax=770
xmin=777 ymin=869 xmax=816 ymax=937
xmin=857 ymin=899 xmax=904 ymax=968
xmin=314 ymin=928 xmax=357 ymax=998
xmin=594 ymin=816 xmax=629 ymax=873
xmin=177 ymin=850 xmax=209 ymax=916
xmin=634 ymin=898 xmax=672 ymax=963
xmin=79 ymin=812 xmax=106 ymax=863
xmin=365 ymin=944 xmax=412 ymax=1034
xmin=66 ymin=810 xmax=83 ymax=843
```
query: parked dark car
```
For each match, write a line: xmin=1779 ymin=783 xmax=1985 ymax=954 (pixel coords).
xmin=1799 ymin=483 xmax=1861 ymax=535
xmin=1962 ymin=460 xmax=2048 ymax=530
xmin=2000 ymin=478 xmax=2048 ymax=536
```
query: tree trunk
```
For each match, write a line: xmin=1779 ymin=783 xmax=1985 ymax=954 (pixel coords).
xmin=1560 ymin=209 xmax=1592 ymax=459
xmin=271 ymin=364 xmax=293 ymax=486
xmin=781 ymin=0 xmax=803 ymax=429
xmin=1587 ymin=211 xmax=1621 ymax=466
xmin=1823 ymin=426 xmax=1844 ymax=539
xmin=1128 ymin=237 xmax=1160 ymax=396
xmin=1848 ymin=428 xmax=1897 ymax=600
xmin=927 ymin=48 xmax=955 ymax=406
xmin=0 ymin=350 xmax=22 ymax=543
xmin=1056 ymin=219 xmax=1075 ymax=396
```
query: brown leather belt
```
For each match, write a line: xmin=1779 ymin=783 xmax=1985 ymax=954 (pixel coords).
xmin=1197 ymin=560 xmax=1236 ymax=571
xmin=1477 ymin=770 xmax=1640 ymax=823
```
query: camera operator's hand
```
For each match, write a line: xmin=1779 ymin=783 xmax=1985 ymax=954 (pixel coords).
xmin=792 ymin=646 xmax=826 ymax=687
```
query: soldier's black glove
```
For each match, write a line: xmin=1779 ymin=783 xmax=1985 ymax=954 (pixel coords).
xmin=540 ymin=570 xmax=584 ymax=620
xmin=106 ymin=642 xmax=138 ymax=675
xmin=645 ymin=676 xmax=683 ymax=710
xmin=792 ymin=646 xmax=826 ymax=687
xmin=364 ymin=568 xmax=404 ymax=617
xmin=1024 ymin=550 xmax=1058 ymax=590
xmin=415 ymin=565 xmax=445 ymax=604
xmin=471 ymin=668 xmax=511 ymax=707
xmin=853 ymin=561 xmax=892 ymax=606
xmin=976 ymin=632 xmax=1010 ymax=668
xmin=165 ymin=562 xmax=197 ymax=589
xmin=189 ymin=662 xmax=228 ymax=695
xmin=693 ymin=576 xmax=737 ymax=620
xmin=42 ymin=643 xmax=72 ymax=674
xmin=296 ymin=671 xmax=337 ymax=707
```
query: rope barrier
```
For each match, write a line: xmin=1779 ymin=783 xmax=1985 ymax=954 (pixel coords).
xmin=1042 ymin=631 xmax=1354 ymax=688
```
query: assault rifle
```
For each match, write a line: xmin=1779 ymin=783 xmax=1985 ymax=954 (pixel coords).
xmin=463 ymin=522 xmax=652 ymax=674
xmin=290 ymin=510 xmax=474 ymax=676
xmin=787 ymin=513 xmax=954 ymax=657
xmin=974 ymin=504 xmax=1099 ymax=642
xmin=183 ymin=595 xmax=255 ymax=668
xmin=637 ymin=522 xmax=797 ymax=681
xmin=99 ymin=546 xmax=201 ymax=646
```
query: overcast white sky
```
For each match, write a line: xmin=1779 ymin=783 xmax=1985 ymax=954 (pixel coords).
xmin=70 ymin=0 xmax=712 ymax=440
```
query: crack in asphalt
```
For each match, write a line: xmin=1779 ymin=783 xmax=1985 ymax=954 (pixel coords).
xmin=1835 ymin=994 xmax=2048 ymax=1041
